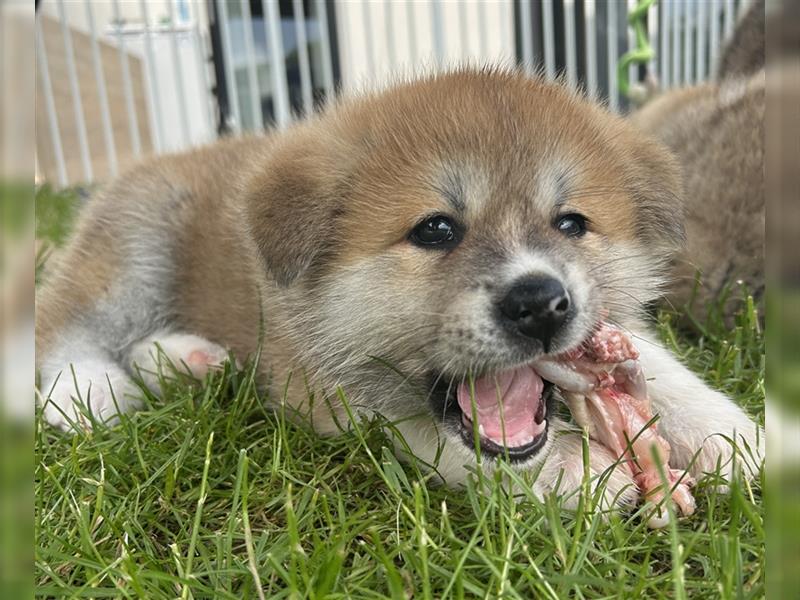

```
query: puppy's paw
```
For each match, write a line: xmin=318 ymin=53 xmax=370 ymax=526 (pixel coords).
xmin=535 ymin=431 xmax=638 ymax=512
xmin=675 ymin=418 xmax=764 ymax=488
xmin=660 ymin=403 xmax=764 ymax=488
xmin=636 ymin=337 xmax=764 ymax=489
xmin=128 ymin=331 xmax=230 ymax=391
xmin=38 ymin=360 xmax=142 ymax=431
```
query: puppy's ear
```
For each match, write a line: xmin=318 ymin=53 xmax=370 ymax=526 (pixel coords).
xmin=624 ymin=136 xmax=686 ymax=253
xmin=242 ymin=129 xmax=344 ymax=286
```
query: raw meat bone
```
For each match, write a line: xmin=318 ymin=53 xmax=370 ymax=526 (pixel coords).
xmin=534 ymin=325 xmax=696 ymax=528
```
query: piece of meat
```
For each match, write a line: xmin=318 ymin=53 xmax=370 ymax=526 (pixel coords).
xmin=534 ymin=323 xmax=695 ymax=527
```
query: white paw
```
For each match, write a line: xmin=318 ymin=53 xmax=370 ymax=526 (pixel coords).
xmin=38 ymin=359 xmax=142 ymax=431
xmin=633 ymin=334 xmax=765 ymax=488
xmin=656 ymin=400 xmax=764 ymax=488
xmin=678 ymin=418 xmax=764 ymax=486
xmin=535 ymin=430 xmax=639 ymax=512
xmin=127 ymin=331 xmax=229 ymax=391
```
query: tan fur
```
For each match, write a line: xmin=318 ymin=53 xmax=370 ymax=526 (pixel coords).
xmin=37 ymin=70 xmax=681 ymax=430
xmin=36 ymin=69 xmax=762 ymax=499
xmin=632 ymin=78 xmax=764 ymax=321
xmin=631 ymin=0 xmax=765 ymax=321
xmin=717 ymin=0 xmax=765 ymax=80
xmin=36 ymin=210 xmax=121 ymax=357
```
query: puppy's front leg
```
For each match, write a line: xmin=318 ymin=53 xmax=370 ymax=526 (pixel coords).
xmin=127 ymin=331 xmax=230 ymax=393
xmin=635 ymin=333 xmax=764 ymax=483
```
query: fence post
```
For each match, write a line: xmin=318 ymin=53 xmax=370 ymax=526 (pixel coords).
xmin=167 ymin=0 xmax=191 ymax=147
xmin=85 ymin=0 xmax=118 ymax=177
xmin=140 ymin=0 xmax=165 ymax=152
xmin=607 ymin=0 xmax=619 ymax=111
xmin=584 ymin=0 xmax=598 ymax=99
xmin=542 ymin=0 xmax=556 ymax=79
xmin=264 ymin=0 xmax=291 ymax=127
xmin=35 ymin=18 xmax=67 ymax=187
xmin=315 ymin=0 xmax=335 ymax=100
xmin=112 ymin=0 xmax=142 ymax=158
xmin=216 ymin=0 xmax=242 ymax=133
xmin=564 ymin=0 xmax=578 ymax=88
xmin=57 ymin=0 xmax=93 ymax=182
xmin=240 ymin=0 xmax=264 ymax=130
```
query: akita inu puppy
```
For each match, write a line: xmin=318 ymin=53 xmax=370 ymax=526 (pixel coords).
xmin=36 ymin=70 xmax=763 ymax=510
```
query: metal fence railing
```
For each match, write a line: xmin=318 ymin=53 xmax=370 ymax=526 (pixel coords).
xmin=35 ymin=0 xmax=752 ymax=190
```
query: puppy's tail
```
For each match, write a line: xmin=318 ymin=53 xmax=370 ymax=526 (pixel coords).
xmin=716 ymin=0 xmax=765 ymax=81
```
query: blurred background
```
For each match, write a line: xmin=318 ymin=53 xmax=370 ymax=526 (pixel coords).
xmin=33 ymin=0 xmax=751 ymax=190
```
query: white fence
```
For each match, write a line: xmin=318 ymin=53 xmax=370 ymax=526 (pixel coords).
xmin=35 ymin=0 xmax=751 ymax=189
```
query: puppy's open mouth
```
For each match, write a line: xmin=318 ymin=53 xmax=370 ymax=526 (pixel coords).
xmin=431 ymin=367 xmax=554 ymax=462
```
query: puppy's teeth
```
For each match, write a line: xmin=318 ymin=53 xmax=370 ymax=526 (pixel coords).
xmin=506 ymin=434 xmax=534 ymax=447
xmin=478 ymin=424 xmax=485 ymax=436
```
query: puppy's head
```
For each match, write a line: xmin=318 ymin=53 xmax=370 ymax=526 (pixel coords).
xmin=244 ymin=69 xmax=684 ymax=473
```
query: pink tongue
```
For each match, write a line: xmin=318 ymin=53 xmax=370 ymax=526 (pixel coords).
xmin=457 ymin=367 xmax=544 ymax=446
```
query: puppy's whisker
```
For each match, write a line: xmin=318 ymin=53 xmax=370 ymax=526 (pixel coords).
xmin=599 ymin=285 xmax=651 ymax=308
xmin=588 ymin=253 xmax=666 ymax=275
xmin=597 ymin=278 xmax=666 ymax=291
xmin=601 ymin=302 xmax=648 ymax=316
xmin=601 ymin=317 xmax=665 ymax=349
xmin=599 ymin=293 xmax=648 ymax=308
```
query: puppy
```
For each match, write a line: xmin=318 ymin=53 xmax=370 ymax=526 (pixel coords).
xmin=631 ymin=0 xmax=765 ymax=320
xmin=36 ymin=69 xmax=762 ymax=511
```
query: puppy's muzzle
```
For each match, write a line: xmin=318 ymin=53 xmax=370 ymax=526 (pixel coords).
xmin=498 ymin=275 xmax=571 ymax=352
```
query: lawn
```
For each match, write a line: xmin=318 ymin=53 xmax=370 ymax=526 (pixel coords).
xmin=35 ymin=188 xmax=764 ymax=598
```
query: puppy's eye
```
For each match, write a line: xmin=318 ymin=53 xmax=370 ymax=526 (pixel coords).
xmin=409 ymin=215 xmax=460 ymax=248
xmin=555 ymin=213 xmax=588 ymax=238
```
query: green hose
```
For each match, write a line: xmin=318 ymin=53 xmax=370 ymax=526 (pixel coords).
xmin=618 ymin=0 xmax=657 ymax=98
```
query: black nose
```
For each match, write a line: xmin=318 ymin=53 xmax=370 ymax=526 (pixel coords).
xmin=499 ymin=276 xmax=571 ymax=350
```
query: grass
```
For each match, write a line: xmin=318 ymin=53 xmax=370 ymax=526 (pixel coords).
xmin=35 ymin=188 xmax=764 ymax=598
